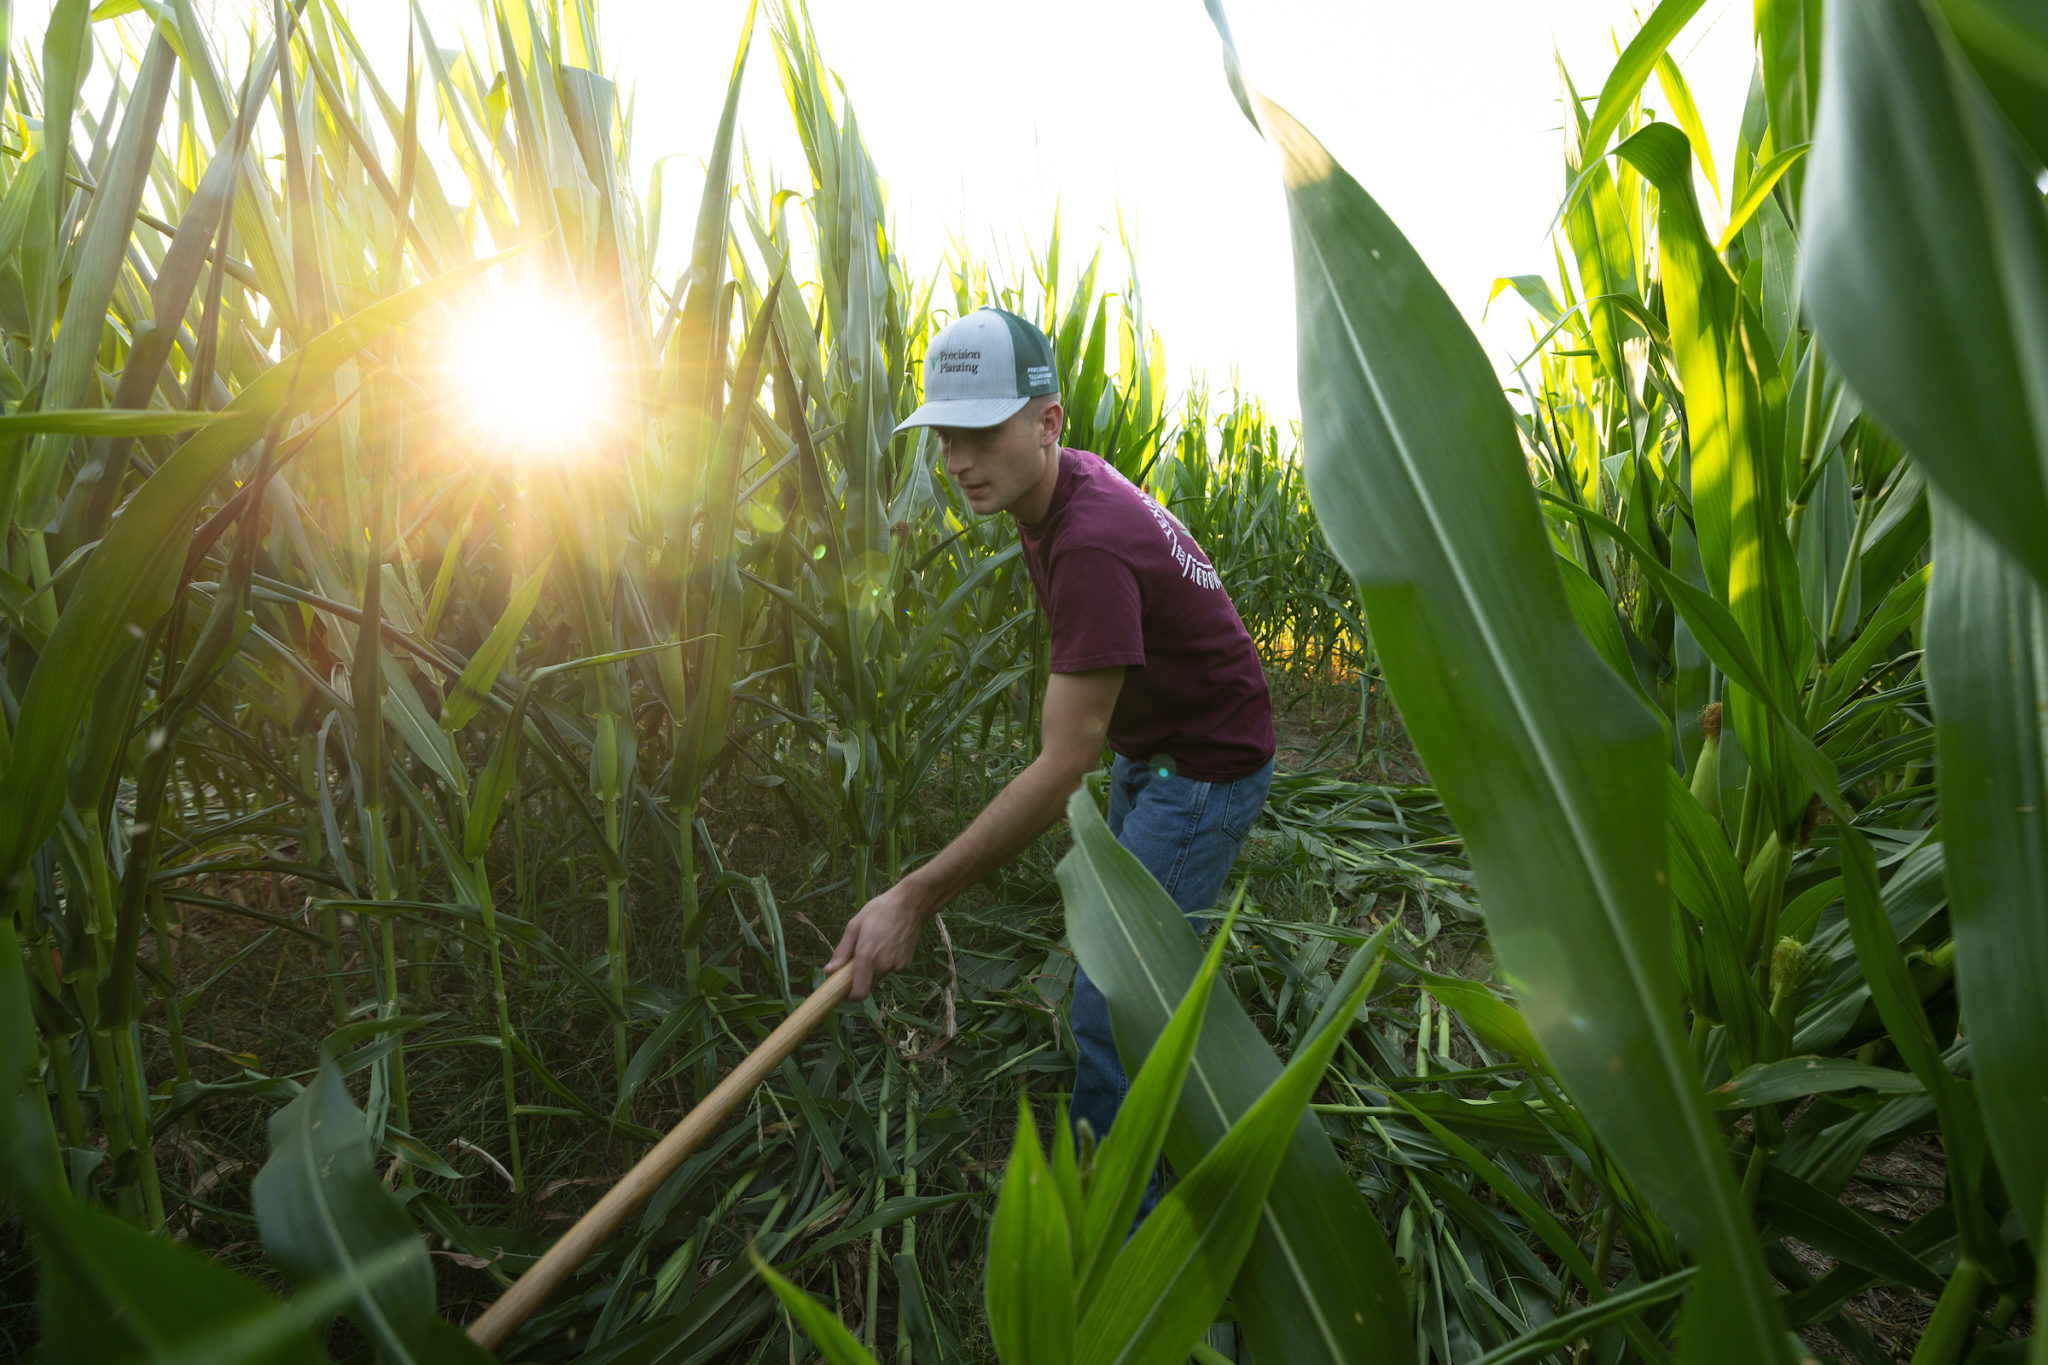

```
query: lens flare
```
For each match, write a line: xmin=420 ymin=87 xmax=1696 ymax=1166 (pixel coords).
xmin=447 ymin=286 xmax=614 ymax=458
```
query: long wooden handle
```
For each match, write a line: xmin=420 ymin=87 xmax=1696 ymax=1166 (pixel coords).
xmin=466 ymin=964 xmax=856 ymax=1353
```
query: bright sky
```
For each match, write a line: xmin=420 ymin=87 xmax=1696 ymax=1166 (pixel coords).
xmin=375 ymin=0 xmax=1757 ymax=419
xmin=52 ymin=1 xmax=1759 ymax=419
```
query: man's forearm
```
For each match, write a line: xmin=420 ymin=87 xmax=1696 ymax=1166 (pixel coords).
xmin=899 ymin=756 xmax=1089 ymax=917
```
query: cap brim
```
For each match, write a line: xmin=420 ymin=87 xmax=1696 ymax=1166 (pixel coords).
xmin=893 ymin=395 xmax=1029 ymax=435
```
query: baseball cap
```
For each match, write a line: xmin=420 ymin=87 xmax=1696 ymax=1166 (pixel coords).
xmin=894 ymin=307 xmax=1060 ymax=433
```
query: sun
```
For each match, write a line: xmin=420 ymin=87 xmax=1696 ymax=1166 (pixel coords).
xmin=446 ymin=285 xmax=616 ymax=458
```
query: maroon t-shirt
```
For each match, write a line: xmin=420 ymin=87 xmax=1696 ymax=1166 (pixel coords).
xmin=1014 ymin=448 xmax=1274 ymax=782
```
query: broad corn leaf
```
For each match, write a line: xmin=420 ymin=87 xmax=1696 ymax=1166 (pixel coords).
xmin=1201 ymin=4 xmax=1791 ymax=1360
xmin=750 ymin=1251 xmax=880 ymax=1365
xmin=1924 ymin=501 xmax=2048 ymax=1251
xmin=1580 ymin=0 xmax=1706 ymax=160
xmin=1074 ymin=900 xmax=1235 ymax=1313
xmin=1805 ymin=0 xmax=2048 ymax=591
xmin=0 ymin=409 xmax=234 ymax=438
xmin=1653 ymin=51 xmax=1720 ymax=204
xmin=1755 ymin=0 xmax=1824 ymax=154
xmin=1396 ymin=954 xmax=1548 ymax=1072
xmin=1057 ymin=788 xmax=1413 ymax=1365
xmin=440 ymin=550 xmax=554 ymax=732
xmin=251 ymin=1058 xmax=449 ymax=1362
xmin=985 ymin=1103 xmax=1075 ymax=1365
xmin=1072 ymin=944 xmax=1381 ymax=1365
xmin=1713 ymin=143 xmax=1810 ymax=253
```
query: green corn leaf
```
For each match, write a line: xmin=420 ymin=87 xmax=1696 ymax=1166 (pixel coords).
xmin=1074 ymin=899 xmax=1236 ymax=1313
xmin=1389 ymin=1094 xmax=1601 ymax=1290
xmin=2035 ymin=1200 xmax=2048 ymax=1365
xmin=251 ymin=1056 xmax=445 ymax=1362
xmin=0 ymin=917 xmax=70 ymax=1218
xmin=1663 ymin=767 xmax=1763 ymax=1063
xmin=1937 ymin=0 xmax=2048 ymax=165
xmin=36 ymin=0 xmax=93 ymax=322
xmin=463 ymin=692 xmax=544 ymax=864
xmin=1049 ymin=1106 xmax=1086 ymax=1270
xmin=24 ymin=29 xmax=177 ymax=522
xmin=1653 ymin=51 xmax=1721 ymax=204
xmin=1391 ymin=953 xmax=1548 ymax=1070
xmin=887 ymin=1251 xmax=942 ymax=1365
xmin=617 ymin=995 xmax=704 ymax=1113
xmin=0 ymin=409 xmax=234 ymax=437
xmin=799 ymin=1193 xmax=972 ymax=1263
xmin=676 ymin=267 xmax=785 ymax=805
xmin=1710 ymin=1056 xmax=1924 ymax=1108
xmin=1580 ymin=0 xmax=1707 ymax=161
xmin=1923 ymin=502 xmax=2048 ymax=1251
xmin=1543 ymin=492 xmax=1812 ymax=756
xmin=1754 ymin=0 xmax=1823 ymax=153
xmin=156 ymin=1245 xmax=452 ymax=1365
xmin=1202 ymin=5 xmax=1791 ymax=1359
xmin=440 ymin=549 xmax=553 ymax=732
xmin=1820 ymin=565 xmax=1928 ymax=716
xmin=1834 ymin=821 xmax=2009 ymax=1276
xmin=1777 ymin=875 xmax=1843 ymax=944
xmin=461 ymin=643 xmax=679 ymax=864
xmin=1794 ymin=447 xmax=1855 ymax=646
xmin=1712 ymin=142 xmax=1810 ymax=253
xmin=1561 ymin=157 xmax=1637 ymax=384
xmin=749 ymin=1249 xmax=880 ymax=1365
xmin=1058 ymin=785 xmax=1412 ymax=1365
xmin=1756 ymin=1166 xmax=1945 ymax=1295
xmin=38 ymin=1197 xmax=336 ymax=1365
xmin=1805 ymin=0 xmax=2048 ymax=591
xmin=985 ymin=1100 xmax=1076 ymax=1365
xmin=1396 ymin=1092 xmax=1570 ymax=1154
xmin=1464 ymin=1269 xmax=1698 ymax=1365
xmin=676 ymin=0 xmax=755 ymax=361
xmin=376 ymin=651 xmax=467 ymax=798
xmin=1485 ymin=274 xmax=1564 ymax=326
xmin=1072 ymin=936 xmax=1382 ymax=1365
xmin=1557 ymin=552 xmax=1659 ymax=717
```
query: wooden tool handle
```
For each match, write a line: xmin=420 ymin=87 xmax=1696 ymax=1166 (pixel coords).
xmin=466 ymin=964 xmax=856 ymax=1353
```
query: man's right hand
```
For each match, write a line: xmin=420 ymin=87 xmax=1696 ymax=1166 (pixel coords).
xmin=826 ymin=880 xmax=931 ymax=1000
xmin=822 ymin=670 xmax=1123 ymax=999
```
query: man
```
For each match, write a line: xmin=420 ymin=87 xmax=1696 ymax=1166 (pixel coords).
xmin=825 ymin=306 xmax=1275 ymax=1147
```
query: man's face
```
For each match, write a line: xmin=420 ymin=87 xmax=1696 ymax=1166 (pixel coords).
xmin=934 ymin=402 xmax=1052 ymax=516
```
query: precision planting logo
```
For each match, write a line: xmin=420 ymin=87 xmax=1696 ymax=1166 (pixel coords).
xmin=935 ymin=347 xmax=982 ymax=375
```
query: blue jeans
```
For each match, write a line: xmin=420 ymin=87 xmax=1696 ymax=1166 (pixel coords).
xmin=1069 ymin=754 xmax=1274 ymax=1165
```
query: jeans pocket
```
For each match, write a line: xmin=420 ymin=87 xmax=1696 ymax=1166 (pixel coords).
xmin=1219 ymin=763 xmax=1273 ymax=843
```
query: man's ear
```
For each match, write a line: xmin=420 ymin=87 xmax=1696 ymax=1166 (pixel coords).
xmin=1039 ymin=397 xmax=1064 ymax=443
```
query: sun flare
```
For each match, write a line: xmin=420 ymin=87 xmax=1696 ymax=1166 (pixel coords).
xmin=447 ymin=286 xmax=615 ymax=458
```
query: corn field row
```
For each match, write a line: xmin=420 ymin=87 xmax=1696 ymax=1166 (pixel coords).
xmin=1 ymin=0 xmax=2043 ymax=1363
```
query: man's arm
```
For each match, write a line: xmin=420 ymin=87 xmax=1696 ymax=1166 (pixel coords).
xmin=825 ymin=667 xmax=1125 ymax=998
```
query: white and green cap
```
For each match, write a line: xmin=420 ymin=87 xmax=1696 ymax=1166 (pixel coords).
xmin=894 ymin=307 xmax=1060 ymax=433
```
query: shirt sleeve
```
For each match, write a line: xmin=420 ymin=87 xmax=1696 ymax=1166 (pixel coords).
xmin=1043 ymin=546 xmax=1145 ymax=672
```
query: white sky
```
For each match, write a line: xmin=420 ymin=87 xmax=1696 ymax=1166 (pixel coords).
xmin=51 ymin=1 xmax=1759 ymax=419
